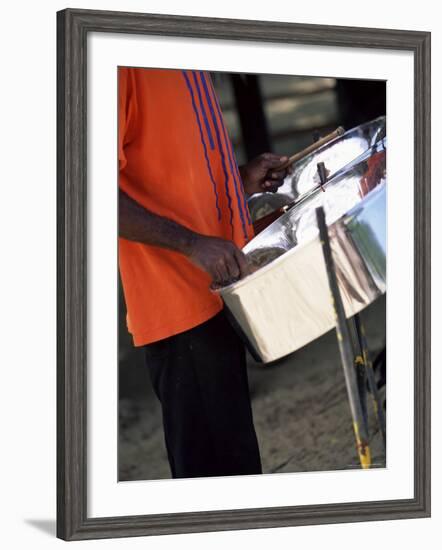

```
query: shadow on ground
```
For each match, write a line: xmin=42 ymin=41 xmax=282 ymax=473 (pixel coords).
xmin=119 ymin=295 xmax=386 ymax=481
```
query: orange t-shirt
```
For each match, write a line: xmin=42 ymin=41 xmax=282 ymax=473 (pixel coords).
xmin=118 ymin=67 xmax=254 ymax=346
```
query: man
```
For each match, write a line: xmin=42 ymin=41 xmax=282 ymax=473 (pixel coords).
xmin=119 ymin=67 xmax=287 ymax=479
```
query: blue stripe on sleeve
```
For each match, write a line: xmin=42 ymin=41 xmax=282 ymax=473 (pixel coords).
xmin=227 ymin=139 xmax=252 ymax=225
xmin=195 ymin=71 xmax=235 ymax=239
xmin=191 ymin=72 xmax=215 ymax=151
xmin=201 ymin=72 xmax=251 ymax=234
xmin=181 ymin=71 xmax=221 ymax=221
xmin=219 ymin=106 xmax=252 ymax=228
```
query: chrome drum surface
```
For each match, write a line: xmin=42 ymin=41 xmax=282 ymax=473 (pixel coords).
xmin=217 ymin=134 xmax=387 ymax=363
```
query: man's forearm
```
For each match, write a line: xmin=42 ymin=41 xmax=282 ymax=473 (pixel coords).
xmin=119 ymin=189 xmax=198 ymax=255
xmin=119 ymin=189 xmax=251 ymax=284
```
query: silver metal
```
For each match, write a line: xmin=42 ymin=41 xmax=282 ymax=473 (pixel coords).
xmin=217 ymin=137 xmax=387 ymax=363
xmin=248 ymin=116 xmax=386 ymax=220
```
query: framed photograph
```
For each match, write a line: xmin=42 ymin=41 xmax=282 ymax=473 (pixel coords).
xmin=57 ymin=8 xmax=431 ymax=541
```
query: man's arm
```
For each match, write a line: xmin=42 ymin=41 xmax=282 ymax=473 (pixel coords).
xmin=119 ymin=189 xmax=250 ymax=285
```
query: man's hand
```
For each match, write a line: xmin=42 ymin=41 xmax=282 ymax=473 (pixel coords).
xmin=119 ymin=190 xmax=252 ymax=287
xmin=187 ymin=234 xmax=251 ymax=287
xmin=239 ymin=153 xmax=289 ymax=196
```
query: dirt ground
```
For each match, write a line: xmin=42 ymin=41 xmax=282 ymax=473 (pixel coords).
xmin=118 ymin=295 xmax=386 ymax=481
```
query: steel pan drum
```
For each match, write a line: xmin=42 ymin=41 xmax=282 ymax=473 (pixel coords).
xmin=217 ymin=135 xmax=386 ymax=363
xmin=248 ymin=116 xmax=386 ymax=221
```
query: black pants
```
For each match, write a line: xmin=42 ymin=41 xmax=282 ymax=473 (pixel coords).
xmin=143 ymin=309 xmax=262 ymax=479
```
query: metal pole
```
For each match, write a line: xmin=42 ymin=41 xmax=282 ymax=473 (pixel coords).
xmin=316 ymin=207 xmax=372 ymax=469
xmin=348 ymin=318 xmax=369 ymax=436
xmin=353 ymin=313 xmax=387 ymax=452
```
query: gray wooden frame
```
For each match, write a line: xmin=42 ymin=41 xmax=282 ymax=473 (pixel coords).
xmin=57 ymin=7 xmax=431 ymax=541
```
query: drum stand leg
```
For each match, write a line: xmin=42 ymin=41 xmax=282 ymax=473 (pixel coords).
xmin=352 ymin=314 xmax=387 ymax=452
xmin=347 ymin=317 xmax=369 ymax=436
xmin=316 ymin=207 xmax=372 ymax=469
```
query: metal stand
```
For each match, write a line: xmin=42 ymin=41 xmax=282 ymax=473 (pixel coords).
xmin=316 ymin=206 xmax=386 ymax=468
xmin=353 ymin=314 xmax=387 ymax=451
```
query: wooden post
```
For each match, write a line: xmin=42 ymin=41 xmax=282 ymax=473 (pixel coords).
xmin=231 ymin=74 xmax=271 ymax=161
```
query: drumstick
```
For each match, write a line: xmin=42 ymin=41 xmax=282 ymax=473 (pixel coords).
xmin=253 ymin=127 xmax=345 ymax=235
xmin=278 ymin=126 xmax=345 ymax=170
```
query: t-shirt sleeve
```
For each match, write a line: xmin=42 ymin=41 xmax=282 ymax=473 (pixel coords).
xmin=118 ymin=68 xmax=130 ymax=174
xmin=119 ymin=69 xmax=153 ymax=205
xmin=118 ymin=68 xmax=139 ymax=173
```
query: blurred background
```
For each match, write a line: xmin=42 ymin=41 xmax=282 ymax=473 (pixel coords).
xmin=118 ymin=72 xmax=386 ymax=481
xmin=212 ymin=73 xmax=385 ymax=164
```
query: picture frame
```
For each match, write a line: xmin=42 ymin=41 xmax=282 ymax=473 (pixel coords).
xmin=57 ymin=7 xmax=431 ymax=541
